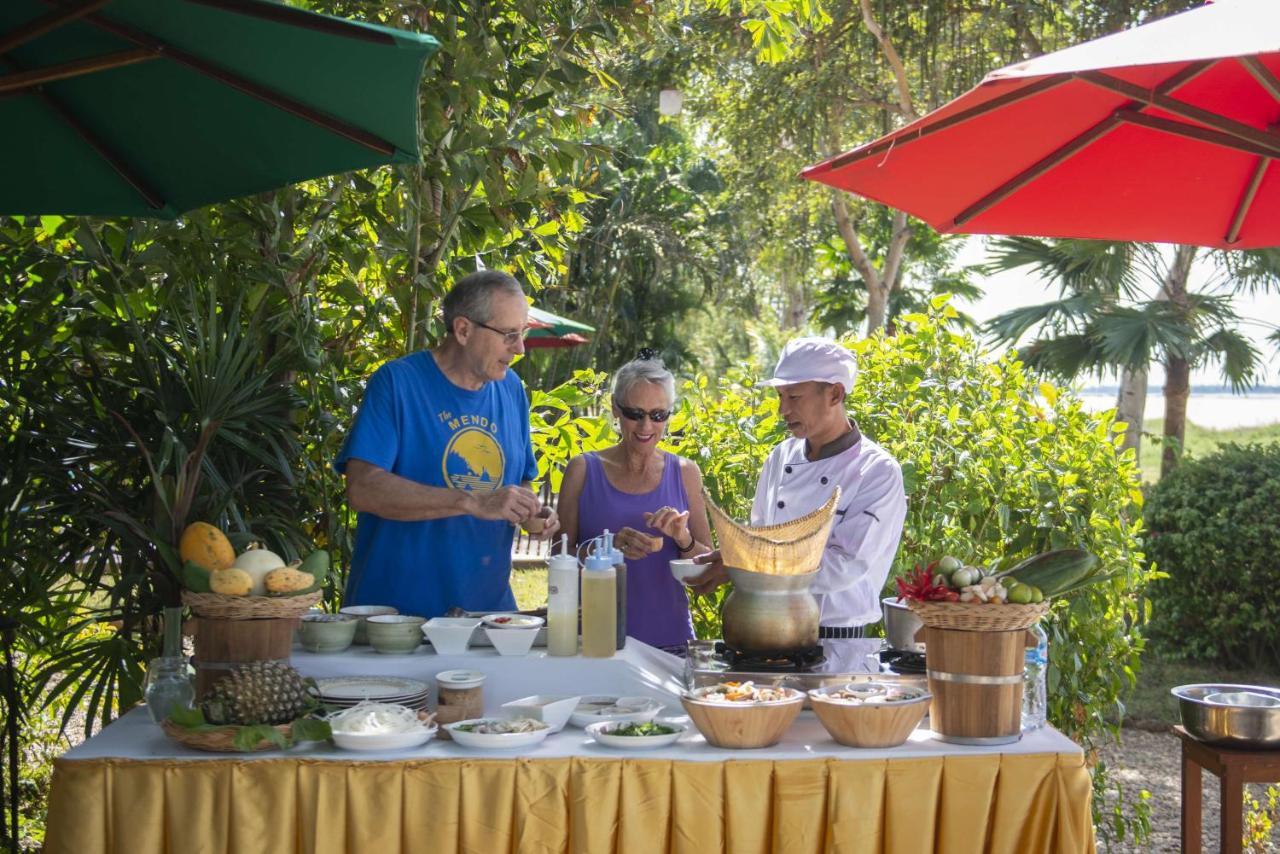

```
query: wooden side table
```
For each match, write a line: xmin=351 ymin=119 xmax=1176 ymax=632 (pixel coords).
xmin=1175 ymin=725 xmax=1280 ymax=853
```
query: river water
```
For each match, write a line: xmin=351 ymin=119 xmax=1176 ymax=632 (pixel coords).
xmin=1075 ymin=392 xmax=1280 ymax=430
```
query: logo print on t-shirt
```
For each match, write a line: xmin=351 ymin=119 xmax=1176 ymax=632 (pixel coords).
xmin=443 ymin=427 xmax=505 ymax=491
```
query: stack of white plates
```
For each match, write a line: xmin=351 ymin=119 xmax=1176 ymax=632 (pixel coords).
xmin=314 ymin=676 xmax=431 ymax=710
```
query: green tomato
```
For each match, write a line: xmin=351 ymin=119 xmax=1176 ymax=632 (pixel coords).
xmin=937 ymin=555 xmax=963 ymax=573
xmin=951 ymin=567 xmax=978 ymax=588
xmin=1007 ymin=584 xmax=1033 ymax=605
xmin=1029 ymin=586 xmax=1044 ymax=604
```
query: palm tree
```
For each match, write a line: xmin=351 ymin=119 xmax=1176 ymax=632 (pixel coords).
xmin=983 ymin=237 xmax=1279 ymax=479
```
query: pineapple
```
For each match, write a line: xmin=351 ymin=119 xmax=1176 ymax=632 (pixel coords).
xmin=202 ymin=660 xmax=314 ymax=725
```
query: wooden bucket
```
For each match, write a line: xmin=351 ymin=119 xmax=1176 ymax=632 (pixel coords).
xmin=923 ymin=625 xmax=1031 ymax=745
xmin=192 ymin=617 xmax=297 ymax=698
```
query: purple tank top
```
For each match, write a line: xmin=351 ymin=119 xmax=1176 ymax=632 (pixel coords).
xmin=576 ymin=451 xmax=695 ymax=649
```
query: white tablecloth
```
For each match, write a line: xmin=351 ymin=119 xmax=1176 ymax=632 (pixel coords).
xmin=64 ymin=641 xmax=1083 ymax=763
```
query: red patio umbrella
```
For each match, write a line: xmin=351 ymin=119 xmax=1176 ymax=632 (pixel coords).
xmin=802 ymin=0 xmax=1280 ymax=250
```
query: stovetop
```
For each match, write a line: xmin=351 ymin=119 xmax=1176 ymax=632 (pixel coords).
xmin=715 ymin=641 xmax=827 ymax=672
xmin=682 ymin=638 xmax=928 ymax=694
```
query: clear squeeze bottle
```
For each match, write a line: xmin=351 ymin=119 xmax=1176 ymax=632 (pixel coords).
xmin=546 ymin=535 xmax=580 ymax=657
xmin=580 ymin=534 xmax=617 ymax=658
xmin=609 ymin=536 xmax=627 ymax=651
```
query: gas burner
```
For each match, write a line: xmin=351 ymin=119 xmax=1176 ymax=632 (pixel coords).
xmin=879 ymin=648 xmax=927 ymax=675
xmin=715 ymin=641 xmax=827 ymax=672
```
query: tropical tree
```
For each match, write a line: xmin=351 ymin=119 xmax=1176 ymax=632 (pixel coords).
xmin=982 ymin=237 xmax=1280 ymax=477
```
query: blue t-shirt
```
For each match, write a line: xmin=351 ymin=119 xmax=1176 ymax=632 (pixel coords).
xmin=335 ymin=351 xmax=539 ymax=618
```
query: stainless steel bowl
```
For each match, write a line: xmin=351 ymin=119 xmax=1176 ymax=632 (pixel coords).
xmin=881 ymin=597 xmax=924 ymax=653
xmin=1172 ymin=683 xmax=1280 ymax=749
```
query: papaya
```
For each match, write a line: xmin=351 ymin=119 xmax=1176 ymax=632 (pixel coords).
xmin=210 ymin=568 xmax=253 ymax=596
xmin=1004 ymin=548 xmax=1098 ymax=597
xmin=264 ymin=566 xmax=315 ymax=595
xmin=179 ymin=522 xmax=235 ymax=571
xmin=180 ymin=560 xmax=213 ymax=593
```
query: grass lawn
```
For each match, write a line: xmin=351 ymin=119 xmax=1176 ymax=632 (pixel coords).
xmin=511 ymin=565 xmax=549 ymax=611
xmin=1124 ymin=652 xmax=1280 ymax=728
xmin=1137 ymin=419 xmax=1280 ymax=483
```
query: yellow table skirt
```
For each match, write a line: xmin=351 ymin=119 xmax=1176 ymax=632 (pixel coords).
xmin=45 ymin=752 xmax=1094 ymax=854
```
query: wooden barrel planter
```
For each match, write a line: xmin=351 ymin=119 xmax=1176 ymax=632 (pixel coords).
xmin=182 ymin=590 xmax=322 ymax=699
xmin=924 ymin=625 xmax=1030 ymax=745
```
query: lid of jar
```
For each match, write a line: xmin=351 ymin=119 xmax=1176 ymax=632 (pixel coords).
xmin=435 ymin=669 xmax=486 ymax=688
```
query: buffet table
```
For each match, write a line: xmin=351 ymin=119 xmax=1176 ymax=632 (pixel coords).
xmin=44 ymin=642 xmax=1096 ymax=854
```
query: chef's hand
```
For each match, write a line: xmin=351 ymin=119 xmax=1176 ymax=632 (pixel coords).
xmin=615 ymin=526 xmax=662 ymax=561
xmin=643 ymin=506 xmax=690 ymax=544
xmin=688 ymin=549 xmax=728 ymax=597
xmin=469 ymin=485 xmax=541 ymax=524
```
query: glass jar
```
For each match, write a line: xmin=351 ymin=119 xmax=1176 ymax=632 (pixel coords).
xmin=145 ymin=656 xmax=195 ymax=724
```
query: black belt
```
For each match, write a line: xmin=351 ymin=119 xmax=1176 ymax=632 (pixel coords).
xmin=818 ymin=625 xmax=865 ymax=639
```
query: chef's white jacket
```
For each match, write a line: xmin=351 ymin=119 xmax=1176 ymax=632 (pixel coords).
xmin=750 ymin=434 xmax=906 ymax=627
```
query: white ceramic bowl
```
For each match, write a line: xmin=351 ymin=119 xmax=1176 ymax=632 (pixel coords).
xmin=422 ymin=617 xmax=482 ymax=655
xmin=501 ymin=695 xmax=581 ymax=733
xmin=569 ymin=696 xmax=664 ymax=729
xmin=481 ymin=613 xmax=546 ymax=629
xmin=483 ymin=625 xmax=539 ymax=656
xmin=586 ymin=720 xmax=687 ymax=749
xmin=330 ymin=724 xmax=437 ymax=752
xmin=669 ymin=559 xmax=703 ymax=585
xmin=444 ymin=719 xmax=552 ymax=750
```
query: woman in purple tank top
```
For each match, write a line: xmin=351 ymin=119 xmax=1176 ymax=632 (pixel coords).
xmin=558 ymin=352 xmax=714 ymax=650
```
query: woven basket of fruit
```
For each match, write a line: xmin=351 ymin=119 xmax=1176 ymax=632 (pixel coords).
xmin=896 ymin=549 xmax=1102 ymax=632
xmin=161 ymin=660 xmax=330 ymax=752
xmin=182 ymin=589 xmax=322 ymax=620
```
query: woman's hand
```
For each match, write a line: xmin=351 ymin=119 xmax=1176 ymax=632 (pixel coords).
xmin=643 ymin=506 xmax=691 ymax=545
xmin=614 ymin=526 xmax=663 ymax=560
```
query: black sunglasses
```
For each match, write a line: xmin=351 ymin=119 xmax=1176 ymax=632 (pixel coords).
xmin=616 ymin=403 xmax=672 ymax=423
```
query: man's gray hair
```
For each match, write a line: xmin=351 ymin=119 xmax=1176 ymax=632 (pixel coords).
xmin=612 ymin=355 xmax=676 ymax=408
xmin=442 ymin=270 xmax=525 ymax=336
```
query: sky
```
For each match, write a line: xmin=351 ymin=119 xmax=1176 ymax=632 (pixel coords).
xmin=955 ymin=237 xmax=1280 ymax=388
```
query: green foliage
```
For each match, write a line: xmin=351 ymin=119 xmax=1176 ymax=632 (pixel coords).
xmin=1145 ymin=443 xmax=1280 ymax=669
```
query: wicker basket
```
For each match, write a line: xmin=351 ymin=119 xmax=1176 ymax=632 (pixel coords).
xmin=704 ymin=487 xmax=840 ymax=576
xmin=907 ymin=599 xmax=1050 ymax=632
xmin=161 ymin=720 xmax=294 ymax=753
xmin=182 ymin=589 xmax=322 ymax=620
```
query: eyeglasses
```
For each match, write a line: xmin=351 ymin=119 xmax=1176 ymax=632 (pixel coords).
xmin=616 ymin=403 xmax=672 ymax=423
xmin=468 ymin=318 xmax=528 ymax=347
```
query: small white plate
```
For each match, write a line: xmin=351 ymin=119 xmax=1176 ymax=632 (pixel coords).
xmin=331 ymin=725 xmax=437 ymax=752
xmin=481 ymin=613 xmax=545 ymax=629
xmin=315 ymin=676 xmax=430 ymax=700
xmin=586 ymin=720 xmax=687 ymax=749
xmin=569 ymin=696 xmax=664 ymax=729
xmin=444 ymin=719 xmax=552 ymax=750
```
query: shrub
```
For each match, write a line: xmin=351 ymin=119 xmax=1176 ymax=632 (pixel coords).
xmin=1145 ymin=443 xmax=1280 ymax=669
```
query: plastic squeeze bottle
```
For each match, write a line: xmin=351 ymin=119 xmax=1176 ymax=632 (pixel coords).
xmin=546 ymin=535 xmax=580 ymax=657
xmin=608 ymin=534 xmax=627 ymax=650
xmin=580 ymin=533 xmax=617 ymax=658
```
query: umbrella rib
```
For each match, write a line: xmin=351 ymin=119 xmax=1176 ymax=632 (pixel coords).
xmin=0 ymin=0 xmax=110 ymax=55
xmin=1240 ymin=57 xmax=1280 ymax=106
xmin=816 ymin=75 xmax=1072 ymax=173
xmin=72 ymin=9 xmax=399 ymax=157
xmin=183 ymin=0 xmax=397 ymax=46
xmin=0 ymin=48 xmax=158 ymax=96
xmin=952 ymin=115 xmax=1122 ymax=227
xmin=1076 ymin=70 xmax=1280 ymax=156
xmin=1225 ymin=156 xmax=1269 ymax=246
xmin=1115 ymin=111 xmax=1280 ymax=159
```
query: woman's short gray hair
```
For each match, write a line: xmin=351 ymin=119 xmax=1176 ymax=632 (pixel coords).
xmin=612 ymin=355 xmax=676 ymax=408
xmin=442 ymin=270 xmax=524 ymax=336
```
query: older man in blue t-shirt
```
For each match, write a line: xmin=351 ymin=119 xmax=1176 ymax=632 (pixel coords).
xmin=335 ymin=270 xmax=560 ymax=618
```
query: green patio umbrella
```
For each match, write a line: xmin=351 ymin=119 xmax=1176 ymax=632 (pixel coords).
xmin=0 ymin=0 xmax=438 ymax=218
xmin=526 ymin=305 xmax=594 ymax=349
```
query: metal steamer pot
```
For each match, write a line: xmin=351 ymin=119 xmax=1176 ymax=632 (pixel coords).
xmin=881 ymin=596 xmax=925 ymax=653
xmin=722 ymin=566 xmax=820 ymax=652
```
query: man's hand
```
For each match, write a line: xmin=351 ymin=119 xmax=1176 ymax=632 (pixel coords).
xmin=528 ymin=508 xmax=561 ymax=541
xmin=688 ymin=549 xmax=729 ymax=596
xmin=614 ymin=526 xmax=663 ymax=561
xmin=469 ymin=485 xmax=541 ymax=524
xmin=643 ymin=506 xmax=690 ymax=544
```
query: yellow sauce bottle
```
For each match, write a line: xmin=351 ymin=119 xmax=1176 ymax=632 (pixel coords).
xmin=580 ymin=535 xmax=617 ymax=658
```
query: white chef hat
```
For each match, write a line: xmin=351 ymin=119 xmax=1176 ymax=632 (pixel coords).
xmin=759 ymin=336 xmax=858 ymax=393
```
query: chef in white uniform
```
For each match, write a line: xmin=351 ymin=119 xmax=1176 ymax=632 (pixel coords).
xmin=690 ymin=337 xmax=907 ymax=638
